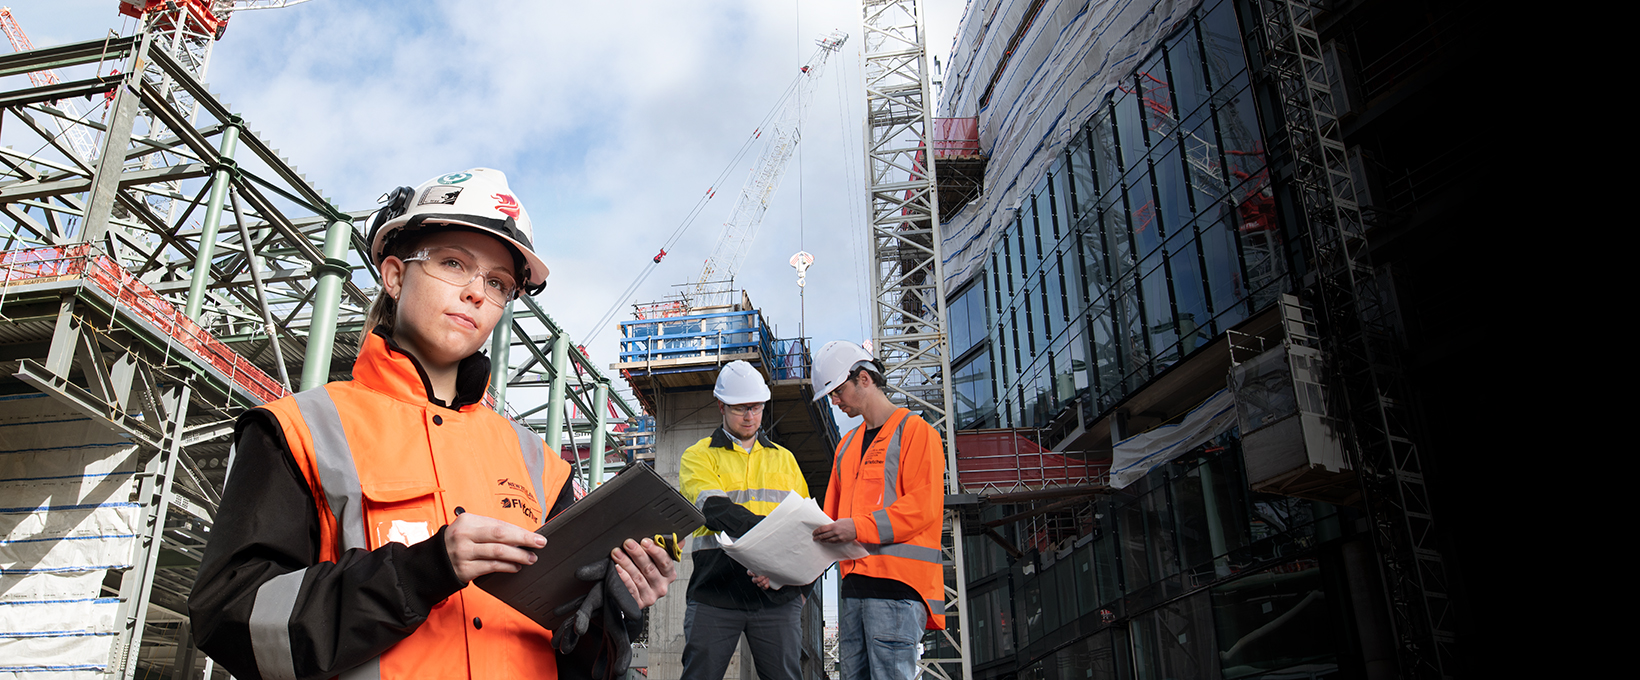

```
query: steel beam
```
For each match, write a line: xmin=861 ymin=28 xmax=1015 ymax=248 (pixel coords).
xmin=184 ymin=121 xmax=240 ymax=320
xmin=299 ymin=218 xmax=354 ymax=390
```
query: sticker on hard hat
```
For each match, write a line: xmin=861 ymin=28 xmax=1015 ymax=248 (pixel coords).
xmin=438 ymin=172 xmax=473 ymax=184
xmin=419 ymin=186 xmax=462 ymax=206
xmin=493 ymin=193 xmax=521 ymax=219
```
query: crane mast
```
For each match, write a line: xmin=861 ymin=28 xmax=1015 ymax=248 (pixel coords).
xmin=690 ymin=30 xmax=847 ymax=304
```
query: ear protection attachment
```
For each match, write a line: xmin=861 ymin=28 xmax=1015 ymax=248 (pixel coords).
xmin=366 ymin=186 xmax=416 ymax=262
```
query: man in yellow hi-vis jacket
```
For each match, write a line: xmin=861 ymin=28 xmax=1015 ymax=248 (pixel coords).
xmin=810 ymin=341 xmax=946 ymax=680
xmin=678 ymin=360 xmax=811 ymax=680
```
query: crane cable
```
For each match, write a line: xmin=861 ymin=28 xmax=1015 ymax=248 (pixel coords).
xmin=579 ymin=71 xmax=810 ymax=346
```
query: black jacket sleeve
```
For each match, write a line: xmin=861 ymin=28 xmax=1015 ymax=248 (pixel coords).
xmin=701 ymin=495 xmax=764 ymax=538
xmin=188 ymin=410 xmax=467 ymax=680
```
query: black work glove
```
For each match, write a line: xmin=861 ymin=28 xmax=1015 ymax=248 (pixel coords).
xmin=552 ymin=558 xmax=646 ymax=679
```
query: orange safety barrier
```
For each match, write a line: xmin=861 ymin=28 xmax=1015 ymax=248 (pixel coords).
xmin=2 ymin=244 xmax=289 ymax=404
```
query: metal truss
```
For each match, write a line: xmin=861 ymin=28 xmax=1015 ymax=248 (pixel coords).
xmin=859 ymin=2 xmax=970 ymax=679
xmin=1248 ymin=1 xmax=1453 ymax=677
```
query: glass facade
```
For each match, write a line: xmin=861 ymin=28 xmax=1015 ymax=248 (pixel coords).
xmin=960 ymin=435 xmax=1352 ymax=679
xmin=940 ymin=2 xmax=1363 ymax=678
xmin=947 ymin=0 xmax=1290 ymax=432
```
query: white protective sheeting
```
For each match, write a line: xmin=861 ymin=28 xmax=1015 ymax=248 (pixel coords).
xmin=1110 ymin=388 xmax=1236 ymax=488
xmin=936 ymin=0 xmax=1204 ymax=289
xmin=0 ymin=394 xmax=139 ymax=678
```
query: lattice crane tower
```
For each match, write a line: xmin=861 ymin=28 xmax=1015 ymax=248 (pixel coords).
xmin=859 ymin=2 xmax=971 ymax=680
xmin=692 ymin=30 xmax=847 ymax=302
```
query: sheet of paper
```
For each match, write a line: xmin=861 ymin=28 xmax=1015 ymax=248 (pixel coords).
xmin=715 ymin=491 xmax=868 ymax=588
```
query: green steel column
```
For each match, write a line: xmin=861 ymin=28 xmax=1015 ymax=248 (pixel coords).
xmin=488 ymin=302 xmax=514 ymax=409
xmin=542 ymin=332 xmax=570 ymax=458
xmin=184 ymin=122 xmax=241 ymax=320
xmin=299 ymin=218 xmax=355 ymax=391
xmin=589 ymin=379 xmax=610 ymax=487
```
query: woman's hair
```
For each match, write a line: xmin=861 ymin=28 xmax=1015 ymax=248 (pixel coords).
xmin=362 ymin=231 xmax=425 ymax=338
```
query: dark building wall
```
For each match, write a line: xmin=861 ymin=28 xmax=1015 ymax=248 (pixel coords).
xmin=938 ymin=0 xmax=1502 ymax=676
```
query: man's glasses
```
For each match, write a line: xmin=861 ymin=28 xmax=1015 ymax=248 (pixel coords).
xmin=402 ymin=247 xmax=520 ymax=305
xmin=726 ymin=403 xmax=765 ymax=418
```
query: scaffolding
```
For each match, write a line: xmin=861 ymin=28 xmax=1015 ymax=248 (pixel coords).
xmin=1247 ymin=1 xmax=1453 ymax=676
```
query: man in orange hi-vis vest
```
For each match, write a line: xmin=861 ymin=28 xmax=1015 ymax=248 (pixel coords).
xmin=810 ymin=341 xmax=946 ymax=680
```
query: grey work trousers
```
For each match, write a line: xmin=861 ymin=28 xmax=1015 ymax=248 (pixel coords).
xmin=681 ymin=597 xmax=803 ymax=680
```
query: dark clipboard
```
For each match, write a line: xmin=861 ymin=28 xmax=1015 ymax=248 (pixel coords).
xmin=474 ymin=463 xmax=704 ymax=631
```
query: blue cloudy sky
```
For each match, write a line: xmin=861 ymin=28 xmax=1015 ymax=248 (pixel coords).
xmin=11 ymin=0 xmax=959 ymax=410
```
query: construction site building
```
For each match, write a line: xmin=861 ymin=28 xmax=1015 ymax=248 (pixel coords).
xmin=612 ymin=290 xmax=839 ymax=680
xmin=926 ymin=0 xmax=1496 ymax=678
xmin=0 ymin=7 xmax=641 ymax=678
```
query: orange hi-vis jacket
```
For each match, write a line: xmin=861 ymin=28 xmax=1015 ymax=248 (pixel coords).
xmin=824 ymin=407 xmax=947 ymax=630
xmin=256 ymin=332 xmax=572 ymax=679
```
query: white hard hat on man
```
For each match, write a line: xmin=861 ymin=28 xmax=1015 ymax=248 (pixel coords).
xmin=366 ymin=167 xmax=549 ymax=295
xmin=715 ymin=360 xmax=771 ymax=405
xmin=810 ymin=340 xmax=880 ymax=401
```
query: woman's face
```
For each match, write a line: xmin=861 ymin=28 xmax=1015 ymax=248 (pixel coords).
xmin=381 ymin=230 xmax=517 ymax=371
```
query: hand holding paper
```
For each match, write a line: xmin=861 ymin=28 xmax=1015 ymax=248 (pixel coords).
xmin=715 ymin=492 xmax=867 ymax=588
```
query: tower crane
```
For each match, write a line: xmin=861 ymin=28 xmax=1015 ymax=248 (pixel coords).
xmin=689 ymin=30 xmax=847 ymax=303
xmin=0 ymin=7 xmax=104 ymax=163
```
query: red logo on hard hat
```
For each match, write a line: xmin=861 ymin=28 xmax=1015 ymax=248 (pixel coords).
xmin=493 ymin=193 xmax=521 ymax=219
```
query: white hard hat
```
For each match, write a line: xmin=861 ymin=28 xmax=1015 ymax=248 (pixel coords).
xmin=714 ymin=360 xmax=771 ymax=405
xmin=365 ymin=168 xmax=549 ymax=294
xmin=810 ymin=340 xmax=878 ymax=402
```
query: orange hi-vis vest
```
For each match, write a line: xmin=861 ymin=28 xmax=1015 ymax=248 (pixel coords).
xmin=823 ymin=407 xmax=947 ymax=630
xmin=256 ymin=333 xmax=572 ymax=679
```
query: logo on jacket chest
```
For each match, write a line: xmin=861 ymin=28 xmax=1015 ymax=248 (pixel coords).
xmin=496 ymin=477 xmax=541 ymax=524
xmin=496 ymin=477 xmax=539 ymax=502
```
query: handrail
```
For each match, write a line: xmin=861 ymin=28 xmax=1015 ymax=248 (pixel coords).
xmin=2 ymin=244 xmax=288 ymax=404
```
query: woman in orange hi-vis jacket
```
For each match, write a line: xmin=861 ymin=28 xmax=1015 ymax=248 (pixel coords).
xmin=188 ymin=169 xmax=676 ymax=680
xmin=810 ymin=341 xmax=946 ymax=680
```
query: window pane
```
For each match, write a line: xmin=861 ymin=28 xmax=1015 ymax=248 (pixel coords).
xmin=1211 ymin=559 xmax=1335 ymax=678
xmin=1170 ymin=23 xmax=1210 ymax=120
xmin=1186 ymin=117 xmax=1228 ymax=218
xmin=1131 ymin=591 xmax=1221 ymax=680
xmin=1092 ymin=109 xmax=1122 ymax=197
xmin=1201 ymin=219 xmax=1246 ymax=336
xmin=1217 ymin=81 xmax=1264 ymax=183
xmin=1115 ymin=87 xmax=1147 ymax=168
xmin=1201 ymin=0 xmax=1245 ymax=92
xmin=1154 ymin=141 xmax=1189 ymax=238
xmin=1114 ymin=275 xmax=1149 ymax=390
xmin=1138 ymin=52 xmax=1175 ymax=137
xmin=1169 ymin=239 xmax=1210 ymax=354
xmin=1140 ymin=263 xmax=1177 ymax=367
xmin=1069 ymin=129 xmax=1099 ymax=216
xmin=1127 ymin=167 xmax=1162 ymax=260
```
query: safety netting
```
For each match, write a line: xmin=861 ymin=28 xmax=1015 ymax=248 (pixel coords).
xmin=935 ymin=0 xmax=1205 ymax=289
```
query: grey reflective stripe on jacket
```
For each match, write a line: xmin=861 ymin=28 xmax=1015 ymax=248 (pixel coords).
xmin=294 ymin=387 xmax=367 ymax=551
xmin=508 ymin=420 xmax=547 ymax=519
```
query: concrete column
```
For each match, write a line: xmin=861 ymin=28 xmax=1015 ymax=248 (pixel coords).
xmin=648 ymin=389 xmax=722 ymax=680
xmin=299 ymin=218 xmax=354 ymax=391
xmin=489 ymin=302 xmax=515 ymax=409
xmin=184 ymin=122 xmax=240 ymax=320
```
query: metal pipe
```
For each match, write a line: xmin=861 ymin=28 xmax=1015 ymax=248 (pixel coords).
xmin=589 ymin=379 xmax=610 ymax=486
xmin=229 ymin=187 xmax=291 ymax=389
xmin=299 ymin=218 xmax=354 ymax=391
xmin=542 ymin=331 xmax=570 ymax=457
xmin=489 ymin=301 xmax=514 ymax=409
xmin=185 ymin=122 xmax=241 ymax=320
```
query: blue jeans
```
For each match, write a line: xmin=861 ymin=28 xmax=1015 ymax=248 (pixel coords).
xmin=838 ymin=598 xmax=922 ymax=680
